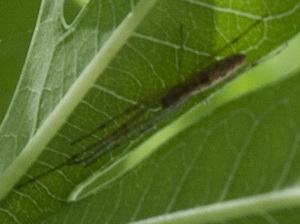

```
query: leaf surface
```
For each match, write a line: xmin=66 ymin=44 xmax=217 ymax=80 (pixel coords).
xmin=0 ymin=0 xmax=300 ymax=223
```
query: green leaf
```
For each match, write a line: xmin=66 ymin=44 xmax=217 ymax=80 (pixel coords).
xmin=35 ymin=70 xmax=300 ymax=224
xmin=1 ymin=0 xmax=300 ymax=223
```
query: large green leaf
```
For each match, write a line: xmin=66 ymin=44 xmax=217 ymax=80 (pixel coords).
xmin=37 ymin=70 xmax=300 ymax=224
xmin=0 ymin=0 xmax=300 ymax=223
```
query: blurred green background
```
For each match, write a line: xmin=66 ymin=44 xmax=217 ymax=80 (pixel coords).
xmin=0 ymin=0 xmax=300 ymax=123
